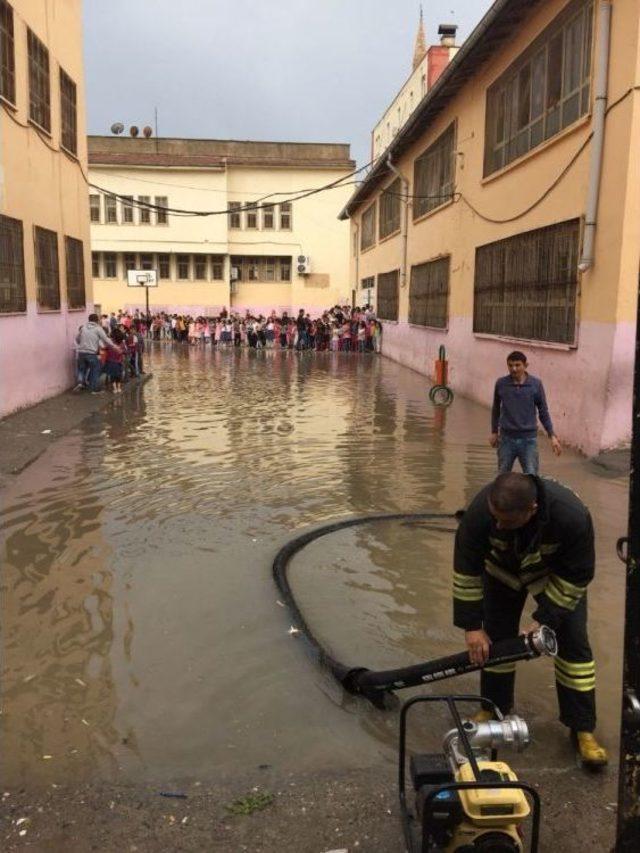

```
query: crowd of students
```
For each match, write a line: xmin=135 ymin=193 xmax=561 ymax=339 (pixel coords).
xmin=105 ymin=305 xmax=383 ymax=352
xmin=74 ymin=312 xmax=146 ymax=394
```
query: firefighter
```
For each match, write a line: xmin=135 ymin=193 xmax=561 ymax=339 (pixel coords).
xmin=453 ymin=471 xmax=608 ymax=768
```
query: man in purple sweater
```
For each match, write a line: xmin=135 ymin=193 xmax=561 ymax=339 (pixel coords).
xmin=490 ymin=351 xmax=561 ymax=474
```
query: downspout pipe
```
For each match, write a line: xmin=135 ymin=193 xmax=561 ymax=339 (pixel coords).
xmin=578 ymin=1 xmax=612 ymax=271
xmin=386 ymin=155 xmax=409 ymax=289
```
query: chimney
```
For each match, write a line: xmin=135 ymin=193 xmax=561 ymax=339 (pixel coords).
xmin=426 ymin=23 xmax=459 ymax=89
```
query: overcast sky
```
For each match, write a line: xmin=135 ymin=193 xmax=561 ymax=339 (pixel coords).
xmin=84 ymin=0 xmax=493 ymax=167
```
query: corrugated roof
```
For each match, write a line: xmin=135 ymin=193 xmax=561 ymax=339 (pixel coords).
xmin=339 ymin=0 xmax=544 ymax=219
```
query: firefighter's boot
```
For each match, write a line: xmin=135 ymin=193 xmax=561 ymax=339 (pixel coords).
xmin=573 ymin=731 xmax=608 ymax=768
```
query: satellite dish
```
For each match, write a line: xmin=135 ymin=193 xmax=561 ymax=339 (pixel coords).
xmin=130 ymin=126 xmax=139 ymax=137
xmin=143 ymin=126 xmax=153 ymax=138
xmin=110 ymin=122 xmax=124 ymax=135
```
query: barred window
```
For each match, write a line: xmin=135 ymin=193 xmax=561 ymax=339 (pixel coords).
xmin=246 ymin=207 xmax=258 ymax=229
xmin=0 ymin=0 xmax=16 ymax=105
xmin=228 ymin=202 xmax=242 ymax=229
xmin=89 ymin=194 xmax=101 ymax=223
xmin=360 ymin=202 xmax=376 ymax=251
xmin=409 ymin=257 xmax=450 ymax=328
xmin=27 ymin=28 xmax=50 ymax=132
xmin=123 ymin=253 xmax=137 ymax=278
xmin=91 ymin=252 xmax=101 ymax=277
xmin=413 ymin=123 xmax=455 ymax=219
xmin=473 ymin=219 xmax=579 ymax=344
xmin=379 ymin=178 xmax=401 ymax=240
xmin=64 ymin=236 xmax=85 ymax=308
xmin=104 ymin=252 xmax=117 ymax=278
xmin=60 ymin=68 xmax=77 ymax=154
xmin=264 ymin=258 xmax=276 ymax=281
xmin=279 ymin=256 xmax=291 ymax=281
xmin=377 ymin=269 xmax=399 ymax=321
xmin=155 ymin=196 xmax=168 ymax=225
xmin=105 ymin=196 xmax=117 ymax=224
xmin=361 ymin=275 xmax=375 ymax=296
xmin=34 ymin=226 xmax=60 ymax=310
xmin=158 ymin=254 xmax=171 ymax=279
xmin=0 ymin=214 xmax=26 ymax=313
xmin=121 ymin=196 xmax=134 ymax=224
xmin=212 ymin=256 xmax=224 ymax=280
xmin=484 ymin=1 xmax=593 ymax=176
xmin=140 ymin=253 xmax=154 ymax=270
xmin=138 ymin=196 xmax=151 ymax=224
xmin=194 ymin=254 xmax=207 ymax=280
xmin=279 ymin=202 xmax=292 ymax=230
xmin=262 ymin=204 xmax=275 ymax=229
xmin=177 ymin=254 xmax=190 ymax=279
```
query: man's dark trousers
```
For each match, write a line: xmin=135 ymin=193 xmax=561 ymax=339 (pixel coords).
xmin=480 ymin=574 xmax=596 ymax=731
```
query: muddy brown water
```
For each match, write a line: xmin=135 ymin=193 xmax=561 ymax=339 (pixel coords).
xmin=0 ymin=346 xmax=628 ymax=789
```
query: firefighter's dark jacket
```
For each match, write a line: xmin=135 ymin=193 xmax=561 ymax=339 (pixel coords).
xmin=453 ymin=477 xmax=595 ymax=632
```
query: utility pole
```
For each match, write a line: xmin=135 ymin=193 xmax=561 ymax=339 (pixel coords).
xmin=616 ymin=270 xmax=640 ymax=851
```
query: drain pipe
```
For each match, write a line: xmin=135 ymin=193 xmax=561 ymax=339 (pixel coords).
xmin=386 ymin=154 xmax=409 ymax=288
xmin=578 ymin=1 xmax=612 ymax=272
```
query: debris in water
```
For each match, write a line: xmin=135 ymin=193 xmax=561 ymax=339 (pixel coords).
xmin=23 ymin=674 xmax=36 ymax=683
xmin=276 ymin=600 xmax=284 ymax=607
xmin=81 ymin=718 xmax=90 ymax=726
xmin=42 ymin=755 xmax=52 ymax=760
xmin=19 ymin=830 xmax=27 ymax=837
xmin=41 ymin=429 xmax=52 ymax=434
xmin=288 ymin=626 xmax=300 ymax=636
xmin=159 ymin=792 xmax=188 ymax=799
xmin=16 ymin=818 xmax=29 ymax=826
xmin=75 ymin=678 xmax=87 ymax=687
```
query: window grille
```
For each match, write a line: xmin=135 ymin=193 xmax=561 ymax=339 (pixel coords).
xmin=60 ymin=68 xmax=77 ymax=154
xmin=0 ymin=1 xmax=16 ymax=105
xmin=158 ymin=254 xmax=171 ymax=279
xmin=0 ymin=214 xmax=26 ymax=313
xmin=177 ymin=254 xmax=190 ymax=279
xmin=279 ymin=202 xmax=292 ymax=230
xmin=34 ymin=226 xmax=60 ymax=310
xmin=378 ymin=177 xmax=401 ymax=239
xmin=121 ymin=196 xmax=134 ymax=223
xmin=473 ymin=219 xmax=580 ymax=344
xmin=247 ymin=259 xmax=259 ymax=280
xmin=104 ymin=252 xmax=117 ymax=278
xmin=377 ymin=270 xmax=399 ymax=321
xmin=211 ymin=256 xmax=224 ymax=280
xmin=413 ymin=123 xmax=455 ymax=219
xmin=105 ymin=196 xmax=117 ymax=224
xmin=262 ymin=205 xmax=275 ymax=229
xmin=64 ymin=236 xmax=85 ymax=308
xmin=91 ymin=252 xmax=101 ymax=278
xmin=155 ymin=196 xmax=168 ymax=225
xmin=140 ymin=253 xmax=153 ymax=271
xmin=194 ymin=254 xmax=207 ymax=280
xmin=27 ymin=28 xmax=50 ymax=132
xmin=360 ymin=202 xmax=376 ymax=250
xmin=484 ymin=1 xmax=593 ymax=176
xmin=246 ymin=208 xmax=258 ymax=229
xmin=89 ymin=194 xmax=101 ymax=223
xmin=409 ymin=257 xmax=450 ymax=328
xmin=228 ymin=202 xmax=242 ymax=229
xmin=123 ymin=253 xmax=137 ymax=278
xmin=279 ymin=257 xmax=291 ymax=281
xmin=138 ymin=196 xmax=151 ymax=224
xmin=264 ymin=258 xmax=276 ymax=281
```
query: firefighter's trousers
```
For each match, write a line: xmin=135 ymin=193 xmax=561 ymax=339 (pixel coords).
xmin=480 ymin=574 xmax=596 ymax=731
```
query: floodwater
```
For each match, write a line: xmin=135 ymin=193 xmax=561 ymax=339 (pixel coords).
xmin=0 ymin=345 xmax=628 ymax=788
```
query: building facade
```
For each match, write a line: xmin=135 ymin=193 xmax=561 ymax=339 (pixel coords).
xmin=88 ymin=137 xmax=354 ymax=317
xmin=1 ymin=0 xmax=92 ymax=417
xmin=341 ymin=0 xmax=640 ymax=456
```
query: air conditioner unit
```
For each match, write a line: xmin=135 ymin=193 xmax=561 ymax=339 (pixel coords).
xmin=230 ymin=266 xmax=240 ymax=281
xmin=297 ymin=255 xmax=311 ymax=275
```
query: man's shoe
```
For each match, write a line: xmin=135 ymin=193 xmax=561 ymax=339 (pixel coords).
xmin=573 ymin=731 xmax=608 ymax=768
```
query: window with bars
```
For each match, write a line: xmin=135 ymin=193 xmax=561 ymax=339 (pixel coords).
xmin=473 ymin=219 xmax=580 ymax=344
xmin=104 ymin=252 xmax=117 ymax=278
xmin=27 ymin=28 xmax=50 ymax=132
xmin=140 ymin=253 xmax=154 ymax=270
xmin=59 ymin=68 xmax=77 ymax=154
xmin=123 ymin=253 xmax=137 ymax=278
xmin=34 ymin=226 xmax=60 ymax=310
xmin=212 ymin=256 xmax=224 ymax=280
xmin=91 ymin=251 xmax=101 ymax=277
xmin=409 ymin=257 xmax=450 ymax=328
xmin=158 ymin=254 xmax=171 ymax=279
xmin=361 ymin=275 xmax=375 ymax=293
xmin=484 ymin=1 xmax=593 ymax=176
xmin=264 ymin=258 xmax=276 ymax=281
xmin=64 ymin=236 xmax=85 ymax=308
xmin=89 ymin=194 xmax=101 ymax=223
xmin=246 ymin=208 xmax=258 ymax=229
xmin=360 ymin=202 xmax=376 ymax=251
xmin=377 ymin=270 xmax=399 ymax=321
xmin=155 ymin=196 xmax=168 ymax=225
xmin=229 ymin=256 xmax=292 ymax=282
xmin=280 ymin=256 xmax=291 ymax=281
xmin=0 ymin=1 xmax=15 ymax=105
xmin=279 ymin=202 xmax=292 ymax=230
xmin=121 ymin=196 xmax=134 ymax=224
xmin=0 ymin=214 xmax=26 ymax=313
xmin=194 ymin=254 xmax=207 ymax=280
xmin=413 ymin=123 xmax=455 ymax=219
xmin=228 ymin=201 xmax=242 ymax=229
xmin=262 ymin=204 xmax=275 ymax=229
xmin=177 ymin=254 xmax=190 ymax=279
xmin=105 ymin=196 xmax=118 ymax=224
xmin=138 ymin=196 xmax=151 ymax=224
xmin=378 ymin=177 xmax=402 ymax=239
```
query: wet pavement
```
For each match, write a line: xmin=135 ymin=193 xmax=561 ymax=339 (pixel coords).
xmin=0 ymin=345 xmax=628 ymax=795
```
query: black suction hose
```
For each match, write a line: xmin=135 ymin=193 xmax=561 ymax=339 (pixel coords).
xmin=272 ymin=513 xmax=558 ymax=707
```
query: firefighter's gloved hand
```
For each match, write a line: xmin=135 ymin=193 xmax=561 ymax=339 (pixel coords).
xmin=465 ymin=629 xmax=491 ymax=665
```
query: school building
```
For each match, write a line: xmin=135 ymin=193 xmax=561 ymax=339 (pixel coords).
xmin=340 ymin=0 xmax=640 ymax=455
xmin=88 ymin=136 xmax=354 ymax=318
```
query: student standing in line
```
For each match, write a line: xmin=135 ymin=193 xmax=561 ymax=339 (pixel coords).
xmin=490 ymin=351 xmax=561 ymax=475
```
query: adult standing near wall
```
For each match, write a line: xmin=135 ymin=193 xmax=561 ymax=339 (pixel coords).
xmin=75 ymin=313 xmax=120 ymax=394
xmin=490 ymin=350 xmax=561 ymax=474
